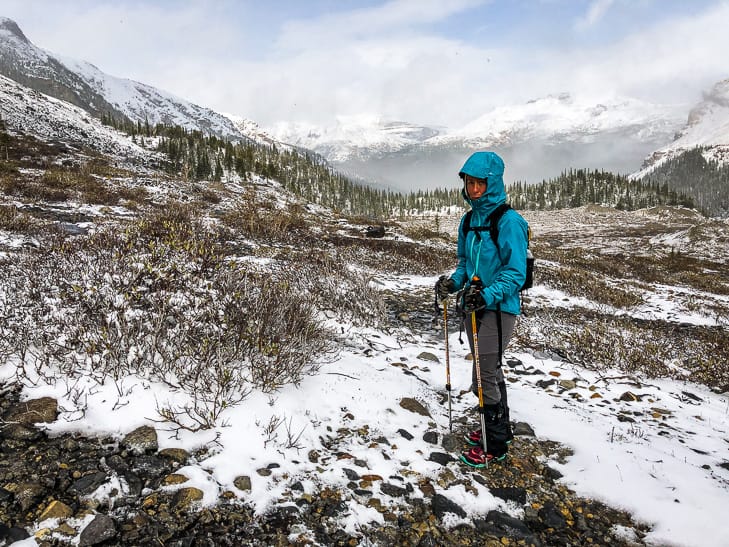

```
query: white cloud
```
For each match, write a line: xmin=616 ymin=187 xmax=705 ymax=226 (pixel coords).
xmin=276 ymin=0 xmax=488 ymax=50
xmin=574 ymin=0 xmax=615 ymax=31
xmin=3 ymin=0 xmax=728 ymax=131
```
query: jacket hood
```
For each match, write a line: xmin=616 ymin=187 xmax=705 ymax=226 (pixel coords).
xmin=459 ymin=151 xmax=507 ymax=212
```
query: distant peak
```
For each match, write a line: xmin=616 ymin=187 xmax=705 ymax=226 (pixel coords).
xmin=0 ymin=17 xmax=30 ymax=43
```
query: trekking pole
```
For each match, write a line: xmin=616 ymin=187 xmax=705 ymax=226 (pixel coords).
xmin=442 ymin=298 xmax=453 ymax=432
xmin=470 ymin=277 xmax=488 ymax=467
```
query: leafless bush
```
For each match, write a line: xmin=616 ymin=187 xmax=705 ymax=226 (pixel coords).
xmin=1 ymin=214 xmax=336 ymax=430
xmin=535 ymin=262 xmax=644 ymax=309
xmin=286 ymin=249 xmax=388 ymax=328
xmin=516 ymin=307 xmax=729 ymax=390
xmin=402 ymin=225 xmax=452 ymax=242
xmin=221 ymin=188 xmax=310 ymax=242
xmin=329 ymin=236 xmax=454 ymax=276
xmin=0 ymin=204 xmax=36 ymax=233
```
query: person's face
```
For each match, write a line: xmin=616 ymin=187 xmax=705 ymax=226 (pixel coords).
xmin=464 ymin=175 xmax=487 ymax=199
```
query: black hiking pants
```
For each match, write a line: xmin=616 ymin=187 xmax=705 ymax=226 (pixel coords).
xmin=465 ymin=310 xmax=516 ymax=455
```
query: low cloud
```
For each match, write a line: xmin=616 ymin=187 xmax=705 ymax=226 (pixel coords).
xmin=2 ymin=0 xmax=728 ymax=131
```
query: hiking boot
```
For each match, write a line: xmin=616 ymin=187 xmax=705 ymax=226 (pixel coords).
xmin=465 ymin=428 xmax=512 ymax=447
xmin=459 ymin=446 xmax=507 ymax=468
xmin=464 ymin=428 xmax=481 ymax=446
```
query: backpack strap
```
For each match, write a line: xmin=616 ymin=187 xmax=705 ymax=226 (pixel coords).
xmin=461 ymin=204 xmax=512 ymax=245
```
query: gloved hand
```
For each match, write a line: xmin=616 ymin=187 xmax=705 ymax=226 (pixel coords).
xmin=463 ymin=279 xmax=485 ymax=312
xmin=435 ymin=275 xmax=456 ymax=300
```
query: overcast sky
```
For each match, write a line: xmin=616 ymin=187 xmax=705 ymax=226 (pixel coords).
xmin=3 ymin=0 xmax=729 ymax=130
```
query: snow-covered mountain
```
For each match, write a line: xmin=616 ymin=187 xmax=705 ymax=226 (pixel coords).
xmin=270 ymin=115 xmax=443 ymax=162
xmin=270 ymin=93 xmax=687 ymax=191
xmin=635 ymin=78 xmax=729 ymax=176
xmin=0 ymin=16 xmax=245 ymax=141
xmin=0 ymin=73 xmax=155 ymax=164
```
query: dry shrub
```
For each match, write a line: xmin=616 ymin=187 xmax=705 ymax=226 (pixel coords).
xmin=221 ymin=188 xmax=309 ymax=242
xmin=403 ymin=225 xmax=452 ymax=242
xmin=1 ymin=215 xmax=336 ymax=431
xmin=536 ymin=262 xmax=644 ymax=309
xmin=0 ymin=204 xmax=35 ymax=233
xmin=0 ymin=161 xmax=19 ymax=176
xmin=517 ymin=307 xmax=729 ymax=391
xmin=326 ymin=233 xmax=455 ymax=275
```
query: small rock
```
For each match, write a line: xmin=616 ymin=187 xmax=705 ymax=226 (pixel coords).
xmin=158 ymin=448 xmax=190 ymax=463
xmin=432 ymin=493 xmax=466 ymax=520
xmin=399 ymin=397 xmax=431 ymax=417
xmin=3 ymin=397 xmax=58 ymax=424
xmin=422 ymin=431 xmax=438 ymax=444
xmin=233 ymin=476 xmax=252 ymax=491
xmin=513 ymin=422 xmax=535 ymax=436
xmin=490 ymin=487 xmax=527 ymax=505
xmin=681 ymin=390 xmax=703 ymax=403
xmin=79 ymin=514 xmax=116 ymax=546
xmin=360 ymin=474 xmax=384 ymax=482
xmin=15 ymin=482 xmax=46 ymax=512
xmin=161 ymin=473 xmax=189 ymax=486
xmin=39 ymin=500 xmax=74 ymax=521
xmin=475 ymin=510 xmax=534 ymax=539
xmin=416 ymin=352 xmax=440 ymax=363
xmin=543 ymin=465 xmax=564 ymax=481
xmin=130 ymin=454 xmax=169 ymax=479
xmin=440 ymin=433 xmax=461 ymax=452
xmin=397 ymin=428 xmax=414 ymax=441
xmin=343 ymin=468 xmax=360 ymax=481
xmin=122 ymin=426 xmax=158 ymax=455
xmin=619 ymin=391 xmax=640 ymax=402
xmin=0 ymin=524 xmax=30 ymax=544
xmin=173 ymin=487 xmax=204 ymax=511
xmin=380 ymin=483 xmax=409 ymax=498
xmin=428 ymin=452 xmax=455 ymax=466
xmin=538 ymin=502 xmax=567 ymax=530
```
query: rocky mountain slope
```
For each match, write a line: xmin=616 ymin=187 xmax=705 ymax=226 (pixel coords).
xmin=635 ymin=78 xmax=729 ymax=177
xmin=0 ymin=73 xmax=154 ymax=165
xmin=0 ymin=17 xmax=244 ymax=141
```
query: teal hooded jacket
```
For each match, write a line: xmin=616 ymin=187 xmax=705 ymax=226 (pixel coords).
xmin=449 ymin=151 xmax=529 ymax=316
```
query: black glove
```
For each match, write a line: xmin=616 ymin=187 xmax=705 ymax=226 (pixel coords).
xmin=435 ymin=275 xmax=456 ymax=300
xmin=463 ymin=279 xmax=485 ymax=312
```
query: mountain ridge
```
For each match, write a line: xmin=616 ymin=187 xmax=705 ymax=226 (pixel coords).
xmin=0 ymin=16 xmax=246 ymax=142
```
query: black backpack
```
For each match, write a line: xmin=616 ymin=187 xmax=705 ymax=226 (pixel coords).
xmin=461 ymin=204 xmax=534 ymax=291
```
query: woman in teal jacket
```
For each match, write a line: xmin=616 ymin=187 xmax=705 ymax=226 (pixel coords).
xmin=435 ymin=151 xmax=529 ymax=467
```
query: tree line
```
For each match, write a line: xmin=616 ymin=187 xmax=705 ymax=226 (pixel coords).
xmin=639 ymin=147 xmax=729 ymax=217
xmin=506 ymin=168 xmax=697 ymax=212
xmin=102 ymin=117 xmax=464 ymax=217
xmin=100 ymin=114 xmax=720 ymax=218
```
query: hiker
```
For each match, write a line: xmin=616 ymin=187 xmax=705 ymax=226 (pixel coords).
xmin=435 ymin=151 xmax=529 ymax=467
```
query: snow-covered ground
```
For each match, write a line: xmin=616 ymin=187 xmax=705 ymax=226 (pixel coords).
xmin=3 ymin=266 xmax=727 ymax=547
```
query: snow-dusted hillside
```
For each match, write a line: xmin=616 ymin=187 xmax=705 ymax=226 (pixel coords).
xmin=0 ymin=17 xmax=244 ymax=141
xmin=0 ymin=73 xmax=154 ymax=164
xmin=635 ymin=78 xmax=729 ymax=177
